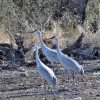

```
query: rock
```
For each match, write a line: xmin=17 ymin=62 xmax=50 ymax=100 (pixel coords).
xmin=62 ymin=33 xmax=85 ymax=56
xmin=52 ymin=0 xmax=88 ymax=23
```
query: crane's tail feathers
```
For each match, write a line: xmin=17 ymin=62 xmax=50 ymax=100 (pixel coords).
xmin=80 ymin=66 xmax=84 ymax=75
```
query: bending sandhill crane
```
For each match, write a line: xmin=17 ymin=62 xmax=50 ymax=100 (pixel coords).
xmin=33 ymin=44 xmax=57 ymax=100
xmin=29 ymin=29 xmax=59 ymax=71
xmin=53 ymin=36 xmax=84 ymax=80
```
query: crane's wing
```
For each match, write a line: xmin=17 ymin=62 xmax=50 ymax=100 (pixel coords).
xmin=43 ymin=47 xmax=58 ymax=62
xmin=60 ymin=53 xmax=80 ymax=70
xmin=37 ymin=63 xmax=56 ymax=84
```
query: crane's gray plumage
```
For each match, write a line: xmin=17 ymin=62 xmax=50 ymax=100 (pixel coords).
xmin=33 ymin=44 xmax=57 ymax=87
xmin=54 ymin=36 xmax=84 ymax=75
xmin=31 ymin=30 xmax=59 ymax=67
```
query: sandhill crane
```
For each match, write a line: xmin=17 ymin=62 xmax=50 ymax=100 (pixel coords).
xmin=29 ymin=29 xmax=59 ymax=71
xmin=33 ymin=44 xmax=57 ymax=100
xmin=53 ymin=36 xmax=84 ymax=80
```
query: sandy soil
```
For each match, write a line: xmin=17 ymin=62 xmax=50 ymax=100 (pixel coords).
xmin=0 ymin=60 xmax=100 ymax=100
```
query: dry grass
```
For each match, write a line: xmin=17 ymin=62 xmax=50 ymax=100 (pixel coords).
xmin=0 ymin=20 xmax=100 ymax=51
xmin=0 ymin=27 xmax=10 ymax=44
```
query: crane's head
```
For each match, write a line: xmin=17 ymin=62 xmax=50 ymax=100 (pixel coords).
xmin=32 ymin=43 xmax=38 ymax=51
xmin=53 ymin=35 xmax=59 ymax=45
xmin=28 ymin=29 xmax=42 ymax=36
xmin=49 ymin=35 xmax=58 ymax=44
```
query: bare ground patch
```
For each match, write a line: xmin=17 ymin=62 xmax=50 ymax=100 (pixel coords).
xmin=0 ymin=60 xmax=100 ymax=100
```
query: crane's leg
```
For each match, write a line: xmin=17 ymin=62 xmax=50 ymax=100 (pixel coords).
xmin=64 ymin=69 xmax=70 ymax=82
xmin=72 ymin=70 xmax=75 ymax=81
xmin=36 ymin=68 xmax=39 ymax=77
xmin=44 ymin=80 xmax=47 ymax=100
xmin=52 ymin=85 xmax=56 ymax=100
xmin=67 ymin=69 xmax=70 ymax=82
xmin=71 ymin=70 xmax=75 ymax=86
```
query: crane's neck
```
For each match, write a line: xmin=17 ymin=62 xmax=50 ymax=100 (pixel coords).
xmin=56 ymin=39 xmax=62 ymax=54
xmin=36 ymin=46 xmax=41 ymax=64
xmin=38 ymin=34 xmax=46 ymax=49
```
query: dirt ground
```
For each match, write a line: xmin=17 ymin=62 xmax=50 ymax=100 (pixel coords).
xmin=0 ymin=59 xmax=100 ymax=100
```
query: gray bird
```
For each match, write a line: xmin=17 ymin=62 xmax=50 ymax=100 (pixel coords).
xmin=53 ymin=36 xmax=84 ymax=80
xmin=29 ymin=29 xmax=59 ymax=71
xmin=33 ymin=44 xmax=57 ymax=100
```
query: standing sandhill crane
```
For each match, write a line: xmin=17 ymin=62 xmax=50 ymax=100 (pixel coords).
xmin=33 ymin=44 xmax=57 ymax=100
xmin=53 ymin=36 xmax=84 ymax=80
xmin=29 ymin=29 xmax=59 ymax=71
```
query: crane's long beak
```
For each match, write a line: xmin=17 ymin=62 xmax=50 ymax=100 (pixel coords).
xmin=28 ymin=30 xmax=37 ymax=33
xmin=49 ymin=35 xmax=56 ymax=39
xmin=28 ymin=31 xmax=34 ymax=33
